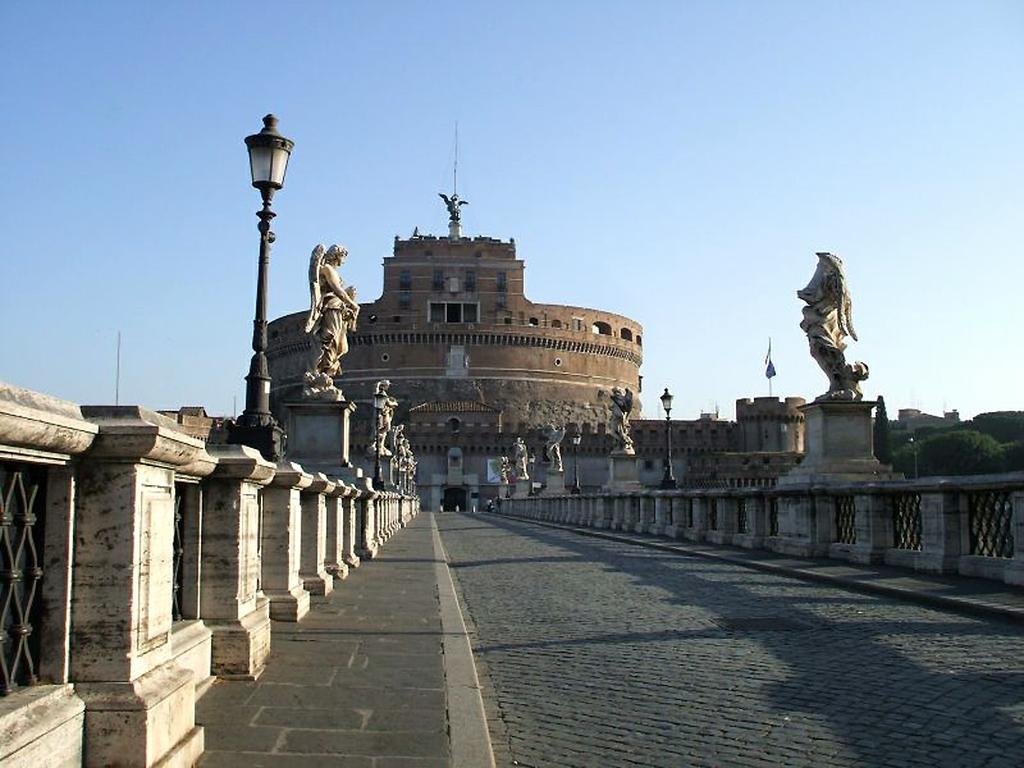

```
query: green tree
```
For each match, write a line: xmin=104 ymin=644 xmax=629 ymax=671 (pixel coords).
xmin=873 ymin=396 xmax=892 ymax=464
xmin=969 ymin=412 xmax=1024 ymax=443
xmin=918 ymin=430 xmax=1004 ymax=476
xmin=1001 ymin=441 xmax=1024 ymax=472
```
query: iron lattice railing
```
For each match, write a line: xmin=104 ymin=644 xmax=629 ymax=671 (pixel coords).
xmin=768 ymin=497 xmax=779 ymax=537
xmin=834 ymin=495 xmax=856 ymax=544
xmin=172 ymin=485 xmax=185 ymax=622
xmin=737 ymin=497 xmax=748 ymax=534
xmin=892 ymin=492 xmax=923 ymax=551
xmin=1 ymin=463 xmax=46 ymax=696
xmin=707 ymin=498 xmax=719 ymax=531
xmin=968 ymin=490 xmax=1014 ymax=558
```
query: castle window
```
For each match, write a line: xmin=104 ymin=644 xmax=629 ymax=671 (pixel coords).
xmin=551 ymin=319 xmax=562 ymax=329
xmin=504 ymin=317 xmax=512 ymax=324
xmin=592 ymin=321 xmax=612 ymax=335
xmin=429 ymin=302 xmax=445 ymax=322
xmin=433 ymin=270 xmax=444 ymax=291
xmin=463 ymin=303 xmax=479 ymax=323
xmin=448 ymin=276 xmax=461 ymax=293
xmin=529 ymin=317 xmax=539 ymax=326
xmin=573 ymin=317 xmax=584 ymax=332
xmin=496 ymin=271 xmax=507 ymax=292
xmin=399 ymin=270 xmax=411 ymax=290
xmin=465 ymin=270 xmax=476 ymax=292
xmin=446 ymin=303 xmax=463 ymax=322
xmin=448 ymin=417 xmax=461 ymax=434
xmin=399 ymin=291 xmax=411 ymax=309
xmin=554 ymin=357 xmax=562 ymax=367
xmin=620 ymin=328 xmax=633 ymax=341
xmin=636 ymin=335 xmax=643 ymax=346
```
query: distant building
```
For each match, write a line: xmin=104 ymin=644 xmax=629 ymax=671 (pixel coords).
xmin=894 ymin=408 xmax=960 ymax=433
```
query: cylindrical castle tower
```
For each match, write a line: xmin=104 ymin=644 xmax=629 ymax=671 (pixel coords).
xmin=266 ymin=233 xmax=643 ymax=434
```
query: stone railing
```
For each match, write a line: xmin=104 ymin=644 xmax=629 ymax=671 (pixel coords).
xmin=0 ymin=381 xmax=420 ymax=768
xmin=495 ymin=474 xmax=1024 ymax=588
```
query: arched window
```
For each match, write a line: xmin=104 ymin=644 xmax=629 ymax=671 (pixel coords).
xmin=592 ymin=321 xmax=612 ymax=336
xmin=529 ymin=317 xmax=539 ymax=326
xmin=636 ymin=335 xmax=643 ymax=346
xmin=448 ymin=417 xmax=461 ymax=434
xmin=620 ymin=328 xmax=633 ymax=341
xmin=550 ymin=319 xmax=562 ymax=329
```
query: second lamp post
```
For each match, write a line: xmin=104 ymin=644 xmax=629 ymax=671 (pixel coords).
xmin=660 ymin=387 xmax=677 ymax=489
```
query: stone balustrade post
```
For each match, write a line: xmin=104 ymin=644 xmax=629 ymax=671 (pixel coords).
xmin=341 ymin=485 xmax=362 ymax=570
xmin=733 ymin=493 xmax=767 ymax=549
xmin=687 ymin=495 xmax=708 ymax=542
xmin=299 ymin=473 xmax=334 ymax=597
xmin=651 ymin=494 xmax=668 ymax=537
xmin=594 ymin=495 xmax=610 ymax=528
xmin=706 ymin=495 xmax=736 ymax=545
xmin=917 ymin=482 xmax=963 ymax=573
xmin=1006 ymin=489 xmax=1024 ymax=586
xmin=323 ymin=481 xmax=349 ymax=582
xmin=358 ymin=488 xmax=379 ymax=560
xmin=72 ymin=406 xmax=207 ymax=767
xmin=261 ymin=461 xmax=313 ymax=622
xmin=609 ymin=495 xmax=624 ymax=530
xmin=846 ymin=487 xmax=889 ymax=564
xmin=635 ymin=494 xmax=650 ymax=534
xmin=200 ymin=445 xmax=274 ymax=679
xmin=0 ymin=384 xmax=98 ymax=768
xmin=774 ymin=489 xmax=830 ymax=557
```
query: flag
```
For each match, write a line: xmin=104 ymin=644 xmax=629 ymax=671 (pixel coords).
xmin=765 ymin=339 xmax=776 ymax=379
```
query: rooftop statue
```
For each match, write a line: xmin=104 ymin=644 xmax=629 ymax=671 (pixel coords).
xmin=797 ymin=252 xmax=869 ymax=401
xmin=543 ymin=424 xmax=566 ymax=472
xmin=303 ymin=244 xmax=360 ymax=400
xmin=610 ymin=387 xmax=635 ymax=454
xmin=439 ymin=192 xmax=469 ymax=224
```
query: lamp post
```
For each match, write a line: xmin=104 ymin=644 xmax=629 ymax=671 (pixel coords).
xmin=228 ymin=114 xmax=294 ymax=461
xmin=373 ymin=389 xmax=386 ymax=490
xmin=909 ymin=436 xmax=919 ymax=479
xmin=528 ymin=453 xmax=536 ymax=495
xmin=660 ymin=387 xmax=677 ymax=489
xmin=571 ymin=428 xmax=582 ymax=494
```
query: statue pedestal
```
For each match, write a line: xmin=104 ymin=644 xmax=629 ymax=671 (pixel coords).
xmin=284 ymin=399 xmax=357 ymax=474
xmin=605 ymin=452 xmax=641 ymax=491
xmin=544 ymin=469 xmax=566 ymax=495
xmin=513 ymin=479 xmax=531 ymax=498
xmin=779 ymin=400 xmax=898 ymax=487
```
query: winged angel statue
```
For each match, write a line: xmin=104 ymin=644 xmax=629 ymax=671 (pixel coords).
xmin=797 ymin=252 xmax=869 ymax=400
xmin=303 ymin=244 xmax=360 ymax=400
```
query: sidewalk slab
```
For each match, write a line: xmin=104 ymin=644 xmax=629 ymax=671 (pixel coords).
xmin=197 ymin=512 xmax=493 ymax=768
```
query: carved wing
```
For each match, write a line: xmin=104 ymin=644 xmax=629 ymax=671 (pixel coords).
xmin=304 ymin=244 xmax=326 ymax=333
xmin=624 ymin=389 xmax=634 ymax=414
xmin=439 ymin=193 xmax=451 ymax=208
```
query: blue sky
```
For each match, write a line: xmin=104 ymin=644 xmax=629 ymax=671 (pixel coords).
xmin=2 ymin=1 xmax=1022 ymax=420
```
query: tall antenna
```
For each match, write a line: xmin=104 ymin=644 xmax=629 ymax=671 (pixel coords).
xmin=115 ymin=331 xmax=122 ymax=406
xmin=453 ymin=121 xmax=459 ymax=195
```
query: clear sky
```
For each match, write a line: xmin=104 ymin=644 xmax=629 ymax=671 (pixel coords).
xmin=2 ymin=1 xmax=1021 ymax=421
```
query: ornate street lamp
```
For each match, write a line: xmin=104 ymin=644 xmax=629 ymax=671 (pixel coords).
xmin=571 ymin=428 xmax=582 ymax=494
xmin=228 ymin=114 xmax=294 ymax=461
xmin=909 ymin=436 xmax=919 ymax=479
xmin=373 ymin=388 xmax=387 ymax=490
xmin=660 ymin=387 xmax=677 ymax=489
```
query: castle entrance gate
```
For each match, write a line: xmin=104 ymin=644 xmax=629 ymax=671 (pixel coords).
xmin=442 ymin=486 xmax=467 ymax=511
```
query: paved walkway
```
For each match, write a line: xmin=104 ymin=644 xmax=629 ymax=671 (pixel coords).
xmin=197 ymin=512 xmax=491 ymax=768
xmin=440 ymin=512 xmax=1024 ymax=768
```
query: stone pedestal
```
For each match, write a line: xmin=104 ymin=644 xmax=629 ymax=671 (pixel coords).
xmin=73 ymin=407 xmax=207 ymax=768
xmin=285 ymin=399 xmax=357 ymax=474
xmin=498 ymin=481 xmax=510 ymax=500
xmin=514 ymin=478 xmax=531 ymax=498
xmin=605 ymin=452 xmax=641 ymax=491
xmin=262 ymin=461 xmax=312 ymax=622
xmin=341 ymin=489 xmax=362 ymax=569
xmin=780 ymin=400 xmax=899 ymax=486
xmin=544 ymin=469 xmax=566 ymax=495
xmin=202 ymin=446 xmax=275 ymax=680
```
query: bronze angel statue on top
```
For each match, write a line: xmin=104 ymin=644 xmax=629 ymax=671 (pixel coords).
xmin=439 ymin=192 xmax=469 ymax=224
xmin=303 ymin=244 xmax=360 ymax=400
xmin=797 ymin=252 xmax=869 ymax=401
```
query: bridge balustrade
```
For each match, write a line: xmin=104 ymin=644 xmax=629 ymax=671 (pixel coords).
xmin=494 ymin=474 xmax=1024 ymax=588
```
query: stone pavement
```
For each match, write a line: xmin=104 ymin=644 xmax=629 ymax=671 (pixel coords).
xmin=438 ymin=512 xmax=1024 ymax=768
xmin=197 ymin=511 xmax=492 ymax=768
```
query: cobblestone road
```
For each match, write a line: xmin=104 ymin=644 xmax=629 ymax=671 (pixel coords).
xmin=437 ymin=513 xmax=1024 ymax=768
